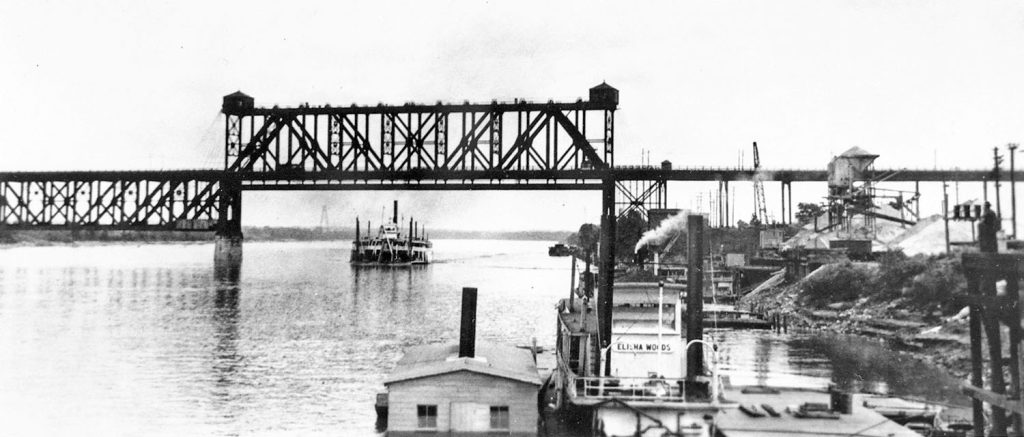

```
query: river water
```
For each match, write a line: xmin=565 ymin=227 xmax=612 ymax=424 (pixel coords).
xmin=0 ymin=240 xmax=967 ymax=436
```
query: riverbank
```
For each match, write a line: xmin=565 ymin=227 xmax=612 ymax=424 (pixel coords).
xmin=740 ymin=252 xmax=974 ymax=379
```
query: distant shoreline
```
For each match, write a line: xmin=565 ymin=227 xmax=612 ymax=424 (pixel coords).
xmin=0 ymin=227 xmax=573 ymax=246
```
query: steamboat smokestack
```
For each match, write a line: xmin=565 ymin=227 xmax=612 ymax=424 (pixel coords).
xmin=355 ymin=217 xmax=360 ymax=248
xmin=459 ymin=287 xmax=478 ymax=358
xmin=686 ymin=215 xmax=705 ymax=378
xmin=393 ymin=200 xmax=398 ymax=224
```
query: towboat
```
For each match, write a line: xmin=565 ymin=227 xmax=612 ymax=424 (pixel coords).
xmin=551 ymin=281 xmax=726 ymax=436
xmin=550 ymin=279 xmax=921 ymax=436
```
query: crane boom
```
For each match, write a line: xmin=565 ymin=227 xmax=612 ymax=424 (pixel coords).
xmin=752 ymin=142 xmax=770 ymax=225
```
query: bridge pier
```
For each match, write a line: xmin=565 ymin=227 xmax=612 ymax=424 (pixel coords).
xmin=724 ymin=180 xmax=730 ymax=227
xmin=213 ymin=239 xmax=242 ymax=283
xmin=215 ymin=180 xmax=243 ymax=266
xmin=780 ymin=181 xmax=792 ymax=225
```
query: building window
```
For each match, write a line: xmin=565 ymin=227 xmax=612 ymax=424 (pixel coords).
xmin=417 ymin=404 xmax=437 ymax=429
xmin=490 ymin=406 xmax=510 ymax=430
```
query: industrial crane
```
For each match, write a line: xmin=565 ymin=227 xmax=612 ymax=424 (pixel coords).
xmin=752 ymin=142 xmax=770 ymax=225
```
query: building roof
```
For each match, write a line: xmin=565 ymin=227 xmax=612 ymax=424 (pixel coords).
xmin=590 ymin=81 xmax=617 ymax=91
xmin=384 ymin=341 xmax=541 ymax=386
xmin=839 ymin=146 xmax=878 ymax=158
xmin=224 ymin=90 xmax=252 ymax=99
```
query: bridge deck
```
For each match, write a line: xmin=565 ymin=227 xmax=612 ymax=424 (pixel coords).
xmin=0 ymin=167 xmax=1009 ymax=183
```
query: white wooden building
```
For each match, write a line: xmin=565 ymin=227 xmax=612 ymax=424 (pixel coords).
xmin=383 ymin=341 xmax=541 ymax=436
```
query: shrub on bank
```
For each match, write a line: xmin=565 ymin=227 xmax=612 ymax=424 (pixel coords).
xmin=798 ymin=261 xmax=873 ymax=306
xmin=872 ymin=250 xmax=928 ymax=301
xmin=792 ymin=251 xmax=967 ymax=315
xmin=902 ymin=256 xmax=966 ymax=313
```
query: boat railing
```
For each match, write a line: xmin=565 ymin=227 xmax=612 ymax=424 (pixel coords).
xmin=569 ymin=375 xmax=713 ymax=404
xmin=557 ymin=353 xmax=715 ymax=405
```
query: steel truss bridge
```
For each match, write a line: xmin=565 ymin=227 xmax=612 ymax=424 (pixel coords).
xmin=0 ymin=84 xmax=1013 ymax=358
xmin=0 ymin=167 xmax=1013 ymax=231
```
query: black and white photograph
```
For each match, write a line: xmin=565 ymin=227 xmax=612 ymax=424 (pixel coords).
xmin=1 ymin=1 xmax=1023 ymax=436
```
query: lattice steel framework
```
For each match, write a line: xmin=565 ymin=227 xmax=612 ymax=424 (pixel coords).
xmin=0 ymin=173 xmax=238 ymax=232
xmin=223 ymin=99 xmax=615 ymax=174
xmin=614 ymin=178 xmax=667 ymax=220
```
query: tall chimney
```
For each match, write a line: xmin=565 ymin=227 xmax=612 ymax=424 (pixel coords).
xmin=459 ymin=287 xmax=478 ymax=358
xmin=393 ymin=200 xmax=398 ymax=224
xmin=355 ymin=217 xmax=360 ymax=249
xmin=686 ymin=215 xmax=705 ymax=378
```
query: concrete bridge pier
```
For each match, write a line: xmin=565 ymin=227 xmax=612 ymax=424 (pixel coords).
xmin=214 ymin=234 xmax=242 ymax=276
xmin=213 ymin=244 xmax=242 ymax=284
xmin=214 ymin=180 xmax=243 ymax=268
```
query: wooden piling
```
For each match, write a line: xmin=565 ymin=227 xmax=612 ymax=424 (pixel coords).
xmin=1010 ymin=272 xmax=1023 ymax=436
xmin=962 ymin=205 xmax=1023 ymax=437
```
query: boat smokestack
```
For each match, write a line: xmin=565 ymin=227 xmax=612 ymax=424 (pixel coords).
xmin=459 ymin=287 xmax=478 ymax=358
xmin=686 ymin=215 xmax=705 ymax=378
xmin=355 ymin=217 xmax=360 ymax=248
xmin=393 ymin=200 xmax=398 ymax=224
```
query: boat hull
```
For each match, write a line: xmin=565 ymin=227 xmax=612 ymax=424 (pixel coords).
xmin=349 ymin=244 xmax=432 ymax=265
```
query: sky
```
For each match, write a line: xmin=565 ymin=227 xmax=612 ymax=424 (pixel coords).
xmin=1 ymin=1 xmax=1023 ymax=231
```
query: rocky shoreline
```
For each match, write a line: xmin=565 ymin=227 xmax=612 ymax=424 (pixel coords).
xmin=740 ymin=256 xmax=974 ymax=381
xmin=784 ymin=307 xmax=972 ymax=380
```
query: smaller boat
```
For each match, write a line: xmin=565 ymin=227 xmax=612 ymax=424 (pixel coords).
xmin=548 ymin=243 xmax=571 ymax=257
xmin=704 ymin=303 xmax=772 ymax=330
xmin=350 ymin=201 xmax=432 ymax=266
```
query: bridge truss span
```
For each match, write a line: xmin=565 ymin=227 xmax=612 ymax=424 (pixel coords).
xmin=0 ymin=171 xmax=239 ymax=232
xmin=222 ymin=88 xmax=617 ymax=174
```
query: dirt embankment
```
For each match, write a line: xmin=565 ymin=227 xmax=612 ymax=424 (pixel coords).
xmin=740 ymin=253 xmax=974 ymax=379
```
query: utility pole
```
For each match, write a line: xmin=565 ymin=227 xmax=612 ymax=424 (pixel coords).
xmin=943 ymin=182 xmax=950 ymax=254
xmin=1009 ymin=143 xmax=1018 ymax=240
